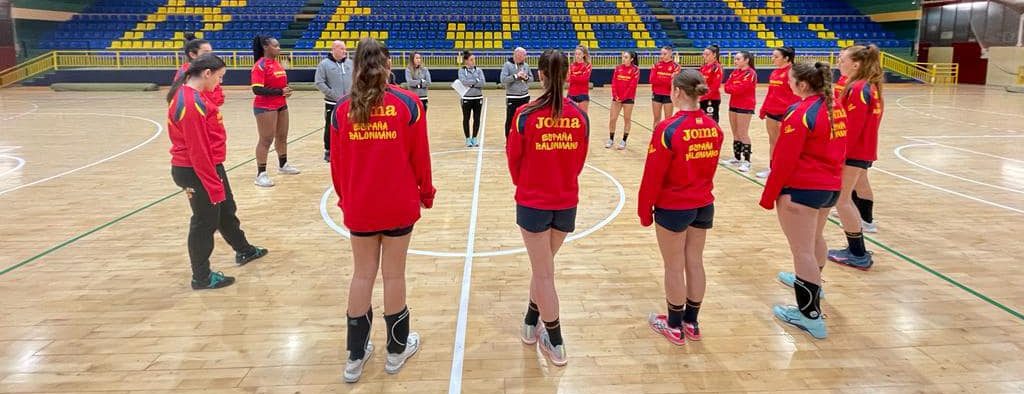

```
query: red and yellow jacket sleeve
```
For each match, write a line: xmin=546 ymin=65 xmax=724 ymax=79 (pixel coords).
xmin=174 ymin=93 xmax=225 ymax=204
xmin=724 ymin=69 xmax=753 ymax=96
xmin=842 ymin=81 xmax=872 ymax=156
xmin=409 ymin=98 xmax=435 ymax=208
xmin=638 ymin=120 xmax=673 ymax=226
xmin=328 ymin=101 xmax=346 ymax=205
xmin=700 ymin=63 xmax=723 ymax=101
xmin=760 ymin=110 xmax=808 ymax=210
xmin=506 ymin=106 xmax=527 ymax=186
xmin=569 ymin=63 xmax=591 ymax=86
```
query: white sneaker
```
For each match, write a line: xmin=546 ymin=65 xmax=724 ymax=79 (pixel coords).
xmin=254 ymin=172 xmax=274 ymax=187
xmin=384 ymin=332 xmax=420 ymax=374
xmin=617 ymin=140 xmax=627 ymax=150
xmin=862 ymin=220 xmax=878 ymax=233
xmin=537 ymin=330 xmax=567 ymax=367
xmin=755 ymin=168 xmax=770 ymax=178
xmin=278 ymin=163 xmax=301 ymax=175
xmin=605 ymin=139 xmax=614 ymax=149
xmin=737 ymin=161 xmax=751 ymax=173
xmin=719 ymin=158 xmax=739 ymax=166
xmin=344 ymin=341 xmax=374 ymax=383
xmin=521 ymin=322 xmax=541 ymax=345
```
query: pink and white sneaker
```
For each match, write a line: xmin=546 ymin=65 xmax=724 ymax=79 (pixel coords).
xmin=682 ymin=322 xmax=702 ymax=341
xmin=648 ymin=313 xmax=685 ymax=346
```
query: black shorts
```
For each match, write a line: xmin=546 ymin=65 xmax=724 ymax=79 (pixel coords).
xmin=516 ymin=205 xmax=577 ymax=233
xmin=845 ymin=159 xmax=873 ymax=169
xmin=652 ymin=94 xmax=672 ymax=104
xmin=780 ymin=188 xmax=840 ymax=209
xmin=615 ymin=98 xmax=635 ymax=105
xmin=654 ymin=204 xmax=715 ymax=232
xmin=350 ymin=225 xmax=414 ymax=238
xmin=569 ymin=94 xmax=590 ymax=103
xmin=729 ymin=107 xmax=754 ymax=115
xmin=253 ymin=105 xmax=288 ymax=115
xmin=766 ymin=113 xmax=785 ymax=122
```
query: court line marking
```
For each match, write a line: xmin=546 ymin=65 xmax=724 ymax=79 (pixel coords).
xmin=894 ymin=143 xmax=1024 ymax=195
xmin=0 ymin=100 xmax=39 ymax=121
xmin=0 ymin=125 xmax=324 ymax=276
xmin=873 ymin=166 xmax=1024 ymax=215
xmin=903 ymin=137 xmax=1024 ymax=164
xmin=897 ymin=104 xmax=1024 ymax=118
xmin=0 ymin=155 xmax=26 ymax=179
xmin=902 ymin=135 xmax=1024 ymax=139
xmin=449 ymin=98 xmax=488 ymax=394
xmin=0 ymin=113 xmax=163 ymax=197
xmin=590 ymin=98 xmax=1024 ymax=321
xmin=894 ymin=95 xmax=1021 ymax=134
xmin=319 ymin=150 xmax=627 ymax=257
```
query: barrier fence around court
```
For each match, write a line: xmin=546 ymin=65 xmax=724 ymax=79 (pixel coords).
xmin=2 ymin=50 xmax=956 ymax=88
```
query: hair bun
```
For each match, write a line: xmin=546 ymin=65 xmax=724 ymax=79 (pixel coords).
xmin=695 ymin=83 xmax=710 ymax=96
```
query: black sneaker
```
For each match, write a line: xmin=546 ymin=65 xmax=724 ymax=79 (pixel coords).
xmin=324 ymin=150 xmax=330 ymax=163
xmin=236 ymin=246 xmax=268 ymax=266
xmin=191 ymin=271 xmax=235 ymax=290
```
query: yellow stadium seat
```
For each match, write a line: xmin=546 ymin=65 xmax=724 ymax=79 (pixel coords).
xmin=446 ymin=32 xmax=455 ymax=40
xmin=494 ymin=40 xmax=502 ymax=49
xmin=456 ymin=32 xmax=465 ymax=39
xmin=503 ymin=31 xmax=511 ymax=39
xmin=448 ymin=23 xmax=456 ymax=30
xmin=381 ymin=31 xmax=388 ymax=39
xmin=111 ymin=41 xmax=123 ymax=49
xmin=484 ymin=41 xmax=493 ymax=49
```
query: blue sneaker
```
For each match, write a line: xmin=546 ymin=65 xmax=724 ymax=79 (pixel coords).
xmin=777 ymin=272 xmax=825 ymax=298
xmin=772 ymin=304 xmax=827 ymax=339
xmin=828 ymin=248 xmax=873 ymax=270
xmin=471 ymin=137 xmax=479 ymax=147
xmin=465 ymin=138 xmax=472 ymax=147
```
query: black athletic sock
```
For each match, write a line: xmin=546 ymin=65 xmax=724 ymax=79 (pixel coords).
xmin=852 ymin=191 xmax=874 ymax=223
xmin=524 ymin=301 xmax=540 ymax=326
xmin=733 ymin=140 xmax=742 ymax=161
xmin=257 ymin=164 xmax=267 ymax=175
xmin=608 ymin=132 xmax=615 ymax=141
xmin=845 ymin=231 xmax=867 ymax=257
xmin=794 ymin=276 xmax=822 ymax=320
xmin=622 ymin=133 xmax=629 ymax=142
xmin=278 ymin=155 xmax=287 ymax=168
xmin=683 ymin=299 xmax=702 ymax=324
xmin=346 ymin=309 xmax=373 ymax=361
xmin=742 ymin=143 xmax=752 ymax=162
xmin=384 ymin=306 xmax=410 ymax=354
xmin=667 ymin=300 xmax=685 ymax=328
xmin=543 ymin=319 xmax=563 ymax=347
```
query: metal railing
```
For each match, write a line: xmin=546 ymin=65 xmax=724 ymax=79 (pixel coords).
xmin=2 ymin=49 xmax=952 ymax=88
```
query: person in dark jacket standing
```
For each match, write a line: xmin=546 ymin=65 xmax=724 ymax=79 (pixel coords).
xmin=315 ymin=40 xmax=353 ymax=162
xmin=501 ymin=47 xmax=533 ymax=138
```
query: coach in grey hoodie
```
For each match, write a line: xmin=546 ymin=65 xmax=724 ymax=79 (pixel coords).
xmin=500 ymin=47 xmax=533 ymax=138
xmin=314 ymin=40 xmax=352 ymax=162
xmin=405 ymin=52 xmax=432 ymax=110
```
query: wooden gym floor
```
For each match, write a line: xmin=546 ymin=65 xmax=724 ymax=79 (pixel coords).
xmin=0 ymin=83 xmax=1022 ymax=393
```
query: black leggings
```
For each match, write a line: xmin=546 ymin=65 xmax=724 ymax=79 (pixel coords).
xmin=171 ymin=165 xmax=253 ymax=282
xmin=700 ymin=99 xmax=721 ymax=123
xmin=323 ymin=102 xmax=336 ymax=151
xmin=461 ymin=98 xmax=482 ymax=138
xmin=504 ymin=96 xmax=531 ymax=138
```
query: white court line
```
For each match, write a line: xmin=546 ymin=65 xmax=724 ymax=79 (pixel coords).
xmin=449 ymin=98 xmax=488 ymax=394
xmin=898 ymin=104 xmax=1024 ymax=118
xmin=0 ymin=100 xmax=39 ymax=121
xmin=875 ymin=166 xmax=1024 ymax=215
xmin=0 ymin=155 xmax=27 ymax=179
xmin=894 ymin=95 xmax=1021 ymax=134
xmin=903 ymin=137 xmax=1024 ymax=164
xmin=0 ymin=113 xmax=163 ymax=197
xmin=894 ymin=143 xmax=1024 ymax=195
xmin=902 ymin=135 xmax=1024 ymax=139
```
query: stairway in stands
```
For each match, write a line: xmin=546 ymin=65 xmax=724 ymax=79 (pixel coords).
xmin=280 ymin=0 xmax=324 ymax=48
xmin=645 ymin=0 xmax=691 ymax=49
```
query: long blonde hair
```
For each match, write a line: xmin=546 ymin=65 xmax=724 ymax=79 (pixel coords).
xmin=350 ymin=38 xmax=390 ymax=123
xmin=843 ymin=44 xmax=884 ymax=99
xmin=575 ymin=45 xmax=590 ymax=65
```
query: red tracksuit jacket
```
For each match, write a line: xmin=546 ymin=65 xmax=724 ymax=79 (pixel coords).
xmin=724 ymin=67 xmax=757 ymax=111
xmin=568 ymin=61 xmax=592 ymax=97
xmin=251 ymin=57 xmax=288 ymax=109
xmin=507 ymin=98 xmax=590 ymax=210
xmin=638 ymin=109 xmax=724 ymax=226
xmin=329 ymin=87 xmax=435 ymax=232
xmin=841 ymin=79 xmax=882 ymax=162
xmin=650 ymin=60 xmax=681 ymax=96
xmin=611 ymin=64 xmax=640 ymax=102
xmin=834 ymin=75 xmax=848 ymax=101
xmin=760 ymin=65 xmax=800 ymax=118
xmin=168 ymin=85 xmax=228 ymax=204
xmin=174 ymin=62 xmax=225 ymax=107
xmin=760 ymin=95 xmax=848 ymax=209
xmin=699 ymin=61 xmax=723 ymax=101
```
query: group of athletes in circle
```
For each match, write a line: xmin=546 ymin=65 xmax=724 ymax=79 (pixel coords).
xmin=164 ymin=33 xmax=883 ymax=382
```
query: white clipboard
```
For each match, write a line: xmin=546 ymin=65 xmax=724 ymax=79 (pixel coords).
xmin=451 ymin=79 xmax=469 ymax=98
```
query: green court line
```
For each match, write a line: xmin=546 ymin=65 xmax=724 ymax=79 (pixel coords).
xmin=591 ymin=99 xmax=1024 ymax=321
xmin=0 ymin=126 xmax=324 ymax=276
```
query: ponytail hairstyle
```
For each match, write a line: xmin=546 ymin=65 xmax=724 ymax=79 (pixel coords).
xmin=706 ymin=44 xmax=720 ymax=61
xmin=182 ymin=33 xmax=209 ymax=61
xmin=349 ymin=37 xmax=390 ymax=124
xmin=575 ymin=45 xmax=590 ymax=65
xmin=166 ymin=53 xmax=226 ymax=103
xmin=737 ymin=50 xmax=755 ymax=70
xmin=843 ymin=44 xmax=884 ymax=98
xmin=672 ymin=68 xmax=709 ymax=100
xmin=627 ymin=50 xmax=639 ymax=67
xmin=252 ymin=35 xmax=273 ymax=59
xmin=791 ymin=61 xmax=835 ymax=128
xmin=775 ymin=46 xmax=796 ymax=64
xmin=461 ymin=50 xmax=473 ymax=67
xmin=529 ymin=49 xmax=569 ymax=119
